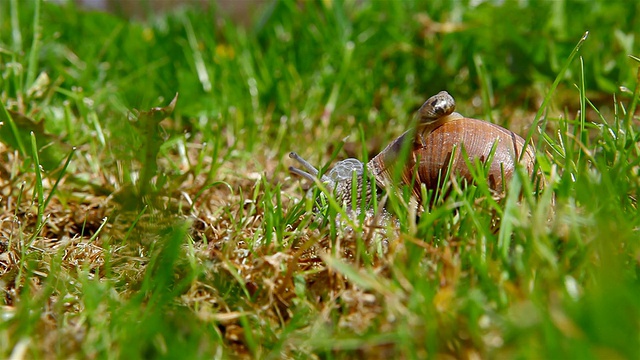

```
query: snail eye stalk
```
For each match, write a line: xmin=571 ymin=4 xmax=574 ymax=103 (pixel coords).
xmin=289 ymin=152 xmax=319 ymax=177
xmin=288 ymin=165 xmax=317 ymax=183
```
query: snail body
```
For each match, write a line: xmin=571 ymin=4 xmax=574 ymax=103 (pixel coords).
xmin=289 ymin=91 xmax=536 ymax=210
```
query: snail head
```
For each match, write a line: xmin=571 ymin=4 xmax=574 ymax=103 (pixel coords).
xmin=289 ymin=152 xmax=371 ymax=210
xmin=417 ymin=90 xmax=456 ymax=125
xmin=288 ymin=152 xmax=363 ymax=192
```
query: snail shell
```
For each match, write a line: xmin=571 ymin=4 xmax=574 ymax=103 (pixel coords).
xmin=289 ymin=91 xmax=536 ymax=209
xmin=371 ymin=113 xmax=536 ymax=199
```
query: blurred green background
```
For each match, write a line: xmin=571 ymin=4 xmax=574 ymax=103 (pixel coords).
xmin=3 ymin=0 xmax=638 ymax=156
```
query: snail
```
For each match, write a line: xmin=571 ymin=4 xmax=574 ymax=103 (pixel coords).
xmin=289 ymin=91 xmax=537 ymax=210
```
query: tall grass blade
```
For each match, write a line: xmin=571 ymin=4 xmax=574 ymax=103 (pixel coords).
xmin=521 ymin=31 xmax=589 ymax=161
xmin=30 ymin=131 xmax=44 ymax=230
xmin=184 ymin=17 xmax=212 ymax=93
xmin=9 ymin=0 xmax=23 ymax=52
xmin=0 ymin=101 xmax=27 ymax=155
xmin=626 ymin=66 xmax=640 ymax=130
xmin=25 ymin=0 xmax=42 ymax=90
xmin=43 ymin=147 xmax=76 ymax=210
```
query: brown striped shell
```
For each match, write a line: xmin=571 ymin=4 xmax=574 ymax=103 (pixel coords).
xmin=368 ymin=115 xmax=536 ymax=200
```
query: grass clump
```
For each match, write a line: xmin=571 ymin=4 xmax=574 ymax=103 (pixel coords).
xmin=1 ymin=0 xmax=639 ymax=358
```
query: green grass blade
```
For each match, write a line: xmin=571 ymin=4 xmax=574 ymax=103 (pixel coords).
xmin=42 ymin=146 xmax=76 ymax=210
xmin=183 ymin=16 xmax=212 ymax=93
xmin=30 ymin=131 xmax=44 ymax=230
xmin=25 ymin=0 xmax=41 ymax=90
xmin=625 ymin=66 xmax=640 ymax=130
xmin=521 ymin=31 xmax=589 ymax=161
xmin=9 ymin=0 xmax=23 ymax=52
xmin=88 ymin=216 xmax=109 ymax=243
xmin=0 ymin=101 xmax=27 ymax=155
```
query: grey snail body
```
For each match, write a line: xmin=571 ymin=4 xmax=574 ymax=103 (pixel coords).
xmin=289 ymin=91 xmax=536 ymax=210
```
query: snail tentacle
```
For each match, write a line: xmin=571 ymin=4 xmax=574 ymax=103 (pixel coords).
xmin=289 ymin=152 xmax=320 ymax=177
xmin=288 ymin=166 xmax=318 ymax=183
